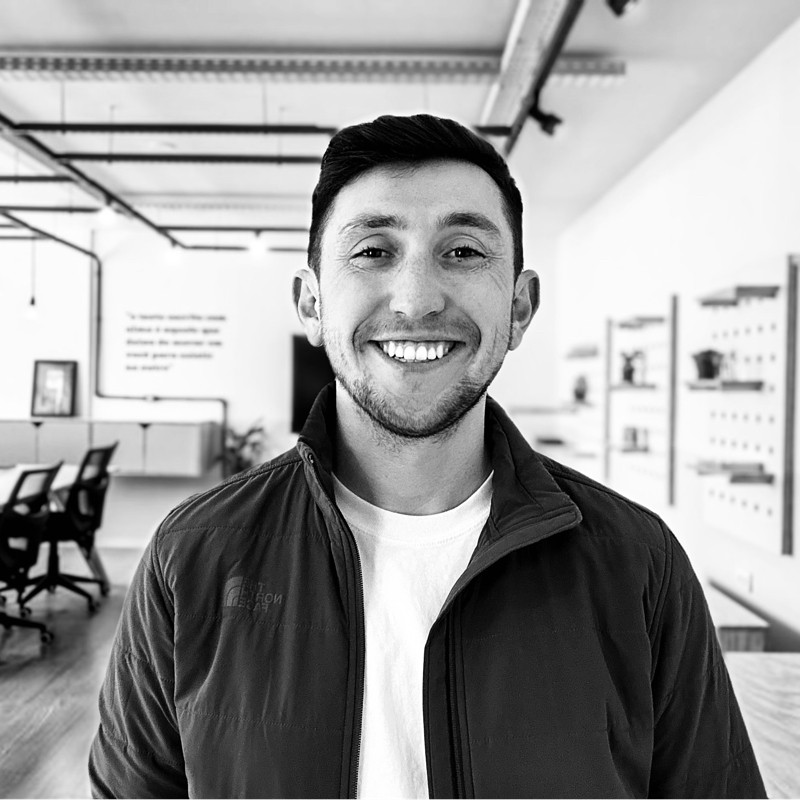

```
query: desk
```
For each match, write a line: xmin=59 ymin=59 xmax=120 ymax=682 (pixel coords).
xmin=0 ymin=463 xmax=78 ymax=510
xmin=725 ymin=652 xmax=800 ymax=798
xmin=705 ymin=584 xmax=769 ymax=651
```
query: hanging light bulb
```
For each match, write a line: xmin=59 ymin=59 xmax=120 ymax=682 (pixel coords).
xmin=166 ymin=241 xmax=184 ymax=266
xmin=26 ymin=238 xmax=38 ymax=320
xmin=96 ymin=201 xmax=118 ymax=228
xmin=248 ymin=231 xmax=266 ymax=259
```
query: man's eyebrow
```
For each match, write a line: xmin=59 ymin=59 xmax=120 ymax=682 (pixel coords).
xmin=438 ymin=212 xmax=503 ymax=238
xmin=338 ymin=214 xmax=406 ymax=235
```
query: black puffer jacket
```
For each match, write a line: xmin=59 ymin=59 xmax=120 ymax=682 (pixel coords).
xmin=89 ymin=385 xmax=765 ymax=798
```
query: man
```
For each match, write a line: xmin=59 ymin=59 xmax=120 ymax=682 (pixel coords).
xmin=89 ymin=114 xmax=765 ymax=799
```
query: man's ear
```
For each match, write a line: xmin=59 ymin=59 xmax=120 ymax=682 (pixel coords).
xmin=508 ymin=269 xmax=540 ymax=351
xmin=293 ymin=268 xmax=324 ymax=347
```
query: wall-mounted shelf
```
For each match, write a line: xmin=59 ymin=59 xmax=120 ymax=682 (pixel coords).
xmin=699 ymin=285 xmax=780 ymax=307
xmin=604 ymin=296 xmax=679 ymax=506
xmin=617 ymin=315 xmax=666 ymax=330
xmin=691 ymin=460 xmax=774 ymax=484
xmin=565 ymin=345 xmax=599 ymax=360
xmin=686 ymin=379 xmax=764 ymax=391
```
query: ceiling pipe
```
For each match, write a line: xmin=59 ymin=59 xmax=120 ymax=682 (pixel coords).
xmin=15 ymin=122 xmax=338 ymax=136
xmin=0 ymin=107 xmax=182 ymax=247
xmin=0 ymin=175 xmax=72 ymax=183
xmin=56 ymin=152 xmax=322 ymax=164
xmin=0 ymin=204 xmax=100 ymax=213
xmin=163 ymin=225 xmax=308 ymax=233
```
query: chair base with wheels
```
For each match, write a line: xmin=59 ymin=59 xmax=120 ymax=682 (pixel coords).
xmin=0 ymin=608 xmax=53 ymax=643
xmin=21 ymin=538 xmax=106 ymax=613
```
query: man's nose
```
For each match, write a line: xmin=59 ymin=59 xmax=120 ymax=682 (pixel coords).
xmin=387 ymin=256 xmax=446 ymax=318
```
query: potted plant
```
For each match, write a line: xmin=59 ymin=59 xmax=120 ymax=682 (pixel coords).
xmin=220 ymin=421 xmax=267 ymax=476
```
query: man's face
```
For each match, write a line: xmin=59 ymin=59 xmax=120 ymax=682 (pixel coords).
xmin=296 ymin=159 xmax=537 ymax=439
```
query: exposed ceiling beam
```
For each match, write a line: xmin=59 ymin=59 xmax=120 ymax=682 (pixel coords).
xmin=480 ymin=0 xmax=585 ymax=152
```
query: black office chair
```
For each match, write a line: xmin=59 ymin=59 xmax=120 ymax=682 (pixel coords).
xmin=21 ymin=443 xmax=117 ymax=613
xmin=0 ymin=463 xmax=61 ymax=643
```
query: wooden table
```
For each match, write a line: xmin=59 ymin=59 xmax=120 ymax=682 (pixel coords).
xmin=725 ymin=652 xmax=800 ymax=798
xmin=705 ymin=584 xmax=770 ymax=651
xmin=0 ymin=463 xmax=78 ymax=511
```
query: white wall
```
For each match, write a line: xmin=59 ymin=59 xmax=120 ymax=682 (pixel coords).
xmin=0 ymin=216 xmax=308 ymax=548
xmin=557 ymin=18 xmax=800 ymax=648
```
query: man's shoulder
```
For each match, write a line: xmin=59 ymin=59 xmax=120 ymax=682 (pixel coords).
xmin=535 ymin=452 xmax=670 ymax=555
xmin=156 ymin=445 xmax=307 ymax=538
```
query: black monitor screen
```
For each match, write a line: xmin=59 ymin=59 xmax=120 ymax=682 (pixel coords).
xmin=291 ymin=335 xmax=335 ymax=433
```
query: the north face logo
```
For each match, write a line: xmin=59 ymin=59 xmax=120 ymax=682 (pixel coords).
xmin=224 ymin=576 xmax=284 ymax=612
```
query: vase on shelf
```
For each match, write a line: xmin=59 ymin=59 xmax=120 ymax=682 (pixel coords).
xmin=692 ymin=349 xmax=724 ymax=380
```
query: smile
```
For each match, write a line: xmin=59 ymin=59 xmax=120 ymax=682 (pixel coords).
xmin=374 ymin=340 xmax=457 ymax=363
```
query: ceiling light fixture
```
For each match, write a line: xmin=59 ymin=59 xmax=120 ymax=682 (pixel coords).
xmin=96 ymin=201 xmax=118 ymax=227
xmin=248 ymin=232 xmax=267 ymax=259
xmin=528 ymin=91 xmax=563 ymax=136
xmin=607 ymin=0 xmax=639 ymax=16
xmin=165 ymin=242 xmax=184 ymax=266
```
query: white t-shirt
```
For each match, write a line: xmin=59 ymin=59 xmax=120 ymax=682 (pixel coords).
xmin=333 ymin=473 xmax=493 ymax=799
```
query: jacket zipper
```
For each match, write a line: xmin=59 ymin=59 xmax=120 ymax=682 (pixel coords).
xmin=424 ymin=508 xmax=582 ymax=797
xmin=350 ymin=537 xmax=365 ymax=798
xmin=304 ymin=453 xmax=366 ymax=799
xmin=447 ymin=611 xmax=466 ymax=798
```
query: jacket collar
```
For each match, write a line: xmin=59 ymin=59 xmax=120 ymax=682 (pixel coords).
xmin=297 ymin=383 xmax=582 ymax=547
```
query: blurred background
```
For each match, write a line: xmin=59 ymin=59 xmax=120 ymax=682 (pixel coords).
xmin=1 ymin=1 xmax=799 ymax=796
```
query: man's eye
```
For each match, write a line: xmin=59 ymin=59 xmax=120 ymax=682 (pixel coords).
xmin=449 ymin=246 xmax=483 ymax=260
xmin=353 ymin=246 xmax=387 ymax=259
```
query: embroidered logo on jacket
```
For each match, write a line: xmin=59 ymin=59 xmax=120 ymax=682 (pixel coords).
xmin=224 ymin=576 xmax=284 ymax=612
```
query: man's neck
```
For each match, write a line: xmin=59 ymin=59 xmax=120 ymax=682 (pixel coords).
xmin=333 ymin=389 xmax=492 ymax=515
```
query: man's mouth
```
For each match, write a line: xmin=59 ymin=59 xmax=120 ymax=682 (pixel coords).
xmin=372 ymin=339 xmax=458 ymax=363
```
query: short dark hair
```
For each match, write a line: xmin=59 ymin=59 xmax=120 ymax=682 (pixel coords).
xmin=308 ymin=113 xmax=523 ymax=279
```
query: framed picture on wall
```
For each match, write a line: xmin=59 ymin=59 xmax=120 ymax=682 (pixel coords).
xmin=31 ymin=360 xmax=78 ymax=417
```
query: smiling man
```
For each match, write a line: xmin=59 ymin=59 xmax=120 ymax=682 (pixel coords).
xmin=90 ymin=115 xmax=765 ymax=799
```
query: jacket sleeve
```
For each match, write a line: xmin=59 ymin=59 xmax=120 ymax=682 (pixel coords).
xmin=88 ymin=529 xmax=188 ymax=798
xmin=648 ymin=523 xmax=766 ymax=798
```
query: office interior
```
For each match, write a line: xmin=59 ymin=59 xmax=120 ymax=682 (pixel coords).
xmin=1 ymin=0 xmax=799 ymax=797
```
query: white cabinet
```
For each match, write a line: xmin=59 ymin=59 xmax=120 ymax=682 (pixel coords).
xmin=0 ymin=419 xmax=220 ymax=476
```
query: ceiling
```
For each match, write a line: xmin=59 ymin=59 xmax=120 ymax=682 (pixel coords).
xmin=0 ymin=0 xmax=798 ymax=253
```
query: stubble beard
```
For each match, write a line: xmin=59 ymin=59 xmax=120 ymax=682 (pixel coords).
xmin=321 ymin=319 xmax=513 ymax=443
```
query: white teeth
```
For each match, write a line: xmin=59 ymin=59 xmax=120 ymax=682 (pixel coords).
xmin=378 ymin=340 xmax=455 ymax=363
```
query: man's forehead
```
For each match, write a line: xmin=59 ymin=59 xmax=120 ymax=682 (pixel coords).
xmin=328 ymin=160 xmax=509 ymax=230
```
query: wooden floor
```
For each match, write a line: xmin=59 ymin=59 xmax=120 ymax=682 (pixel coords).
xmin=0 ymin=546 xmax=141 ymax=800
xmin=1 ymin=547 xmax=798 ymax=798
xmin=725 ymin=653 xmax=800 ymax=799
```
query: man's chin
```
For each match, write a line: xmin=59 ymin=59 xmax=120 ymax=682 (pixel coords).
xmin=341 ymin=378 xmax=487 ymax=441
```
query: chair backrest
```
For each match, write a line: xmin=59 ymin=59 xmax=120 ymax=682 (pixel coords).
xmin=64 ymin=442 xmax=118 ymax=534
xmin=3 ymin=462 xmax=62 ymax=517
xmin=0 ymin=462 xmax=62 ymax=576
